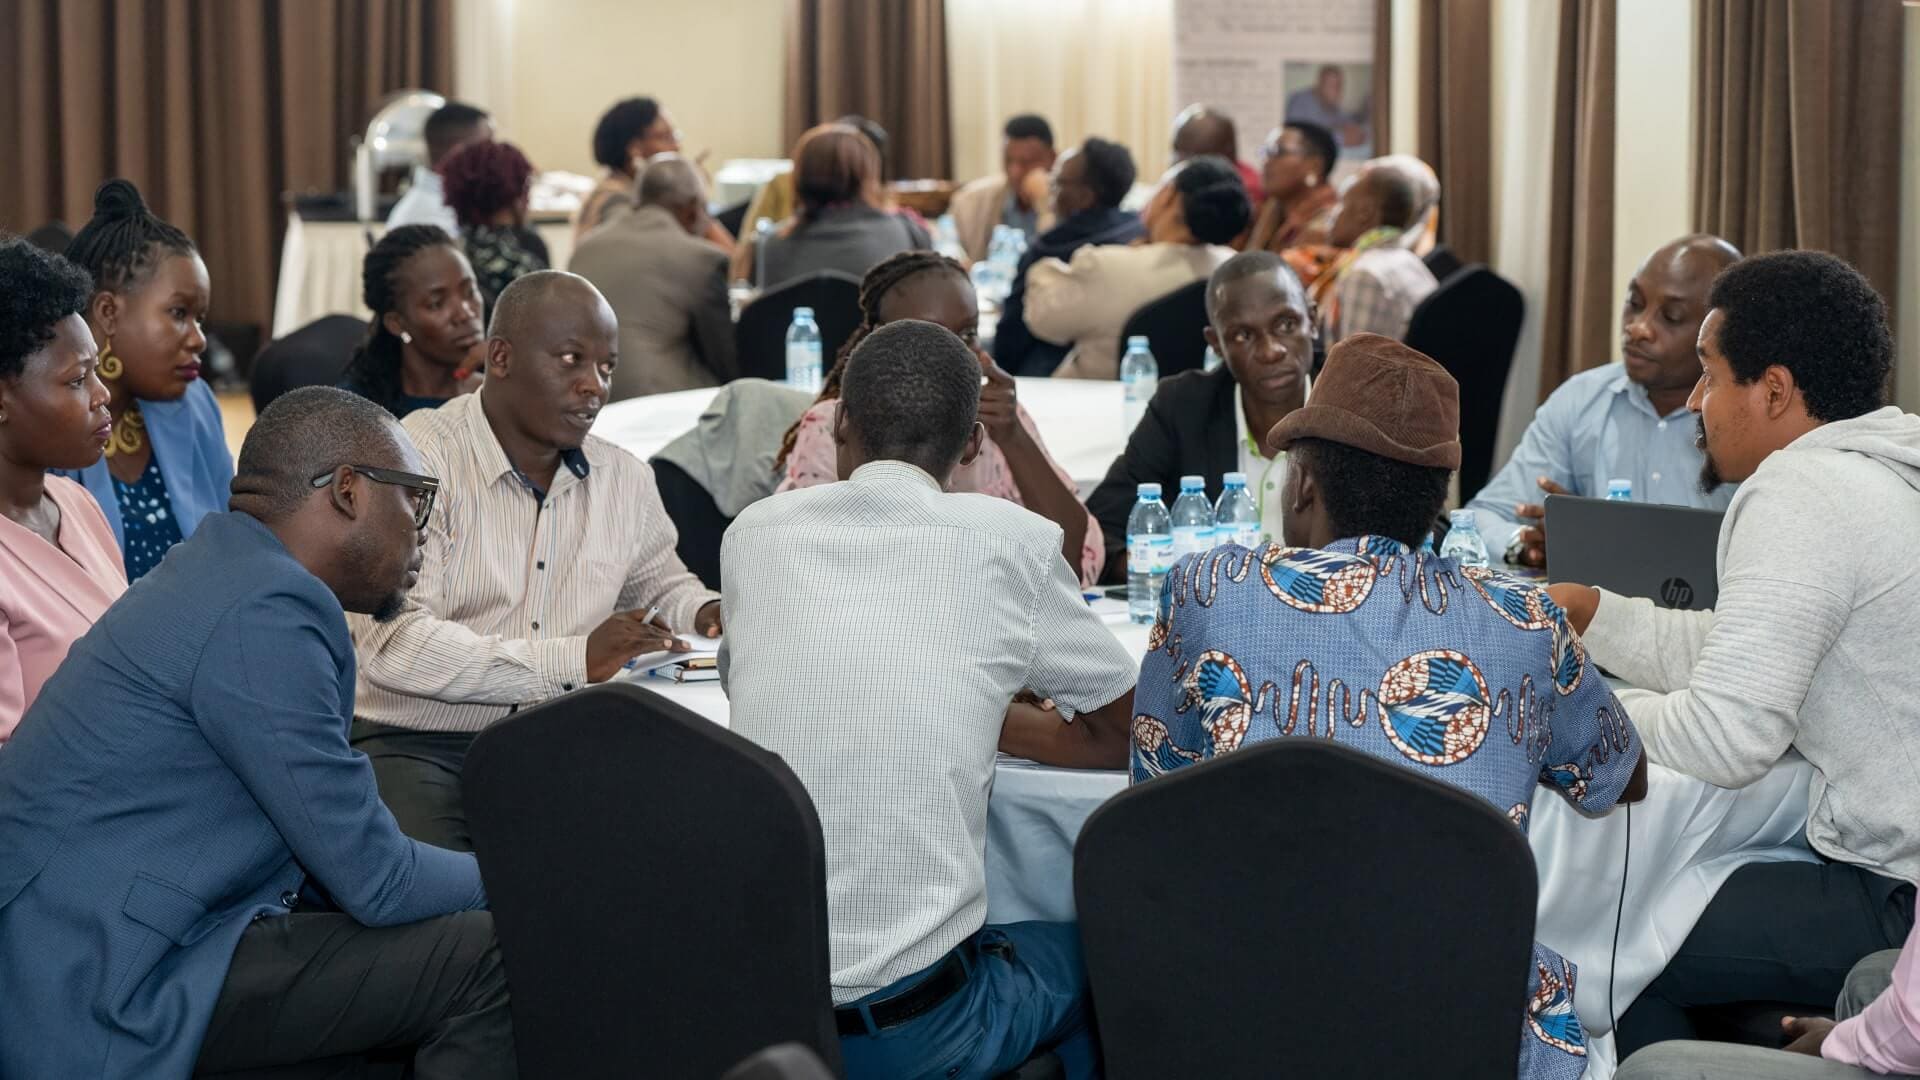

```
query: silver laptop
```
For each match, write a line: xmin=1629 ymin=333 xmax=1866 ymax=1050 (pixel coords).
xmin=1545 ymin=495 xmax=1724 ymax=611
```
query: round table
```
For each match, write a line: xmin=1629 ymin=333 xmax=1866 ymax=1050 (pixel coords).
xmin=593 ymin=376 xmax=1126 ymax=492
xmin=630 ymin=604 xmax=1816 ymax=1077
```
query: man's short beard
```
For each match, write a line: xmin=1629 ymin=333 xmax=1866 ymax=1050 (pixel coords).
xmin=371 ymin=590 xmax=408 ymax=623
xmin=1696 ymin=416 xmax=1724 ymax=493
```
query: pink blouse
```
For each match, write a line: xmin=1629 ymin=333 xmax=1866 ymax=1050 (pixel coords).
xmin=778 ymin=399 xmax=1107 ymax=585
xmin=0 ymin=476 xmax=129 ymax=741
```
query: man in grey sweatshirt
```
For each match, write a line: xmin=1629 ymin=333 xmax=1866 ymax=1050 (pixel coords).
xmin=1551 ymin=251 xmax=1920 ymax=1057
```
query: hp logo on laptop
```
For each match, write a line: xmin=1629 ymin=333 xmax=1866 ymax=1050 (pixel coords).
xmin=1660 ymin=577 xmax=1696 ymax=609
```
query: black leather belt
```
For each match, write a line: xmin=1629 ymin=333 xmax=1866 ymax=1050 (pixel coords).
xmin=835 ymin=951 xmax=969 ymax=1036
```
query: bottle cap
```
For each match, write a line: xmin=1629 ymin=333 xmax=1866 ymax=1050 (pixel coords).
xmin=1137 ymin=482 xmax=1162 ymax=498
xmin=1449 ymin=509 xmax=1477 ymax=526
xmin=1223 ymin=471 xmax=1247 ymax=486
xmin=1180 ymin=474 xmax=1204 ymax=491
xmin=1127 ymin=335 xmax=1150 ymax=350
xmin=792 ymin=307 xmax=814 ymax=319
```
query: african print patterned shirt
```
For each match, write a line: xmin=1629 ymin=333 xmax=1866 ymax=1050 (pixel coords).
xmin=1131 ymin=535 xmax=1642 ymax=1080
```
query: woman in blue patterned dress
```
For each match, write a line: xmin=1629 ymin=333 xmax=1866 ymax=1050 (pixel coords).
xmin=58 ymin=179 xmax=232 ymax=581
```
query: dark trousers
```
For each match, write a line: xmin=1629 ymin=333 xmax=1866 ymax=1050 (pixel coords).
xmin=194 ymin=910 xmax=515 ymax=1079
xmin=351 ymin=721 xmax=479 ymax=852
xmin=1616 ymin=858 xmax=1916 ymax=1057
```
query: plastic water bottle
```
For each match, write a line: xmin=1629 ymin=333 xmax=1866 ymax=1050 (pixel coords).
xmin=1120 ymin=335 xmax=1158 ymax=434
xmin=1171 ymin=475 xmax=1214 ymax=560
xmin=1438 ymin=509 xmax=1491 ymax=569
xmin=1126 ymin=484 xmax=1173 ymax=624
xmin=1214 ymin=472 xmax=1262 ymax=548
xmin=1606 ymin=478 xmax=1633 ymax=501
xmin=785 ymin=307 xmax=822 ymax=392
xmin=1203 ymin=344 xmax=1223 ymax=372
xmin=970 ymin=233 xmax=1007 ymax=306
xmin=933 ymin=213 xmax=965 ymax=261
xmin=752 ymin=217 xmax=776 ymax=291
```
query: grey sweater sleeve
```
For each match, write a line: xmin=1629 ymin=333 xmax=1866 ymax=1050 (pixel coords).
xmin=1579 ymin=469 xmax=1853 ymax=789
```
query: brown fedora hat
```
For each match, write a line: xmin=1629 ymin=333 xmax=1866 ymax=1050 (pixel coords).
xmin=1267 ymin=333 xmax=1462 ymax=469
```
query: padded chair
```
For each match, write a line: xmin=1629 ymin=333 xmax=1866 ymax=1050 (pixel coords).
xmin=1423 ymin=243 xmax=1466 ymax=285
xmin=1403 ymin=264 xmax=1525 ymax=502
xmin=1118 ymin=279 xmax=1210 ymax=379
xmin=464 ymin=684 xmax=842 ymax=1079
xmin=249 ymin=314 xmax=368 ymax=414
xmin=1075 ymin=739 xmax=1537 ymax=1079
xmin=27 ymin=221 xmax=74 ymax=254
xmin=716 ymin=199 xmax=752 ymax=240
xmin=650 ymin=456 xmax=731 ymax=591
xmin=735 ymin=271 xmax=863 ymax=383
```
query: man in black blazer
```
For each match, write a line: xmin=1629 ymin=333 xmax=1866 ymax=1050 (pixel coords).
xmin=1088 ymin=252 xmax=1314 ymax=582
xmin=995 ymin=137 xmax=1147 ymax=376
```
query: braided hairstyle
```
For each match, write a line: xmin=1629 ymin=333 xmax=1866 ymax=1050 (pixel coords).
xmin=773 ymin=250 xmax=969 ymax=471
xmin=64 ymin=179 xmax=195 ymax=297
xmin=340 ymin=225 xmax=463 ymax=415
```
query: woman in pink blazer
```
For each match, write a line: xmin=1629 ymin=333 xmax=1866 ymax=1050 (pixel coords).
xmin=0 ymin=240 xmax=128 ymax=741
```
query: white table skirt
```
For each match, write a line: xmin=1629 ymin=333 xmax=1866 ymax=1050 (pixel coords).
xmin=594 ymin=377 xmax=1126 ymax=491
xmin=640 ymin=608 xmax=1816 ymax=1079
xmin=272 ymin=215 xmax=575 ymax=339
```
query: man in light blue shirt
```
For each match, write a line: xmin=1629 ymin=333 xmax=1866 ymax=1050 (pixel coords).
xmin=386 ymin=102 xmax=492 ymax=235
xmin=1470 ymin=234 xmax=1741 ymax=566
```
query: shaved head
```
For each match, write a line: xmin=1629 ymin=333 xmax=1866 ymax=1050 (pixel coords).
xmin=1620 ymin=232 xmax=1742 ymax=406
xmin=638 ymin=153 xmax=706 ymax=211
xmin=488 ymin=270 xmax=609 ymax=344
xmin=1646 ymin=233 xmax=1742 ymax=279
xmin=1172 ymin=105 xmax=1239 ymax=162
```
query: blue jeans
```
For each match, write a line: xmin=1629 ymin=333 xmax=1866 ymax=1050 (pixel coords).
xmin=839 ymin=922 xmax=1097 ymax=1080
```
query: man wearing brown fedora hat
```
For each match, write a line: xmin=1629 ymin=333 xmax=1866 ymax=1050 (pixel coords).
xmin=1130 ymin=333 xmax=1647 ymax=1080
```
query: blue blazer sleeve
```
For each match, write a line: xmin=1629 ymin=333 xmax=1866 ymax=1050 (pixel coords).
xmin=190 ymin=587 xmax=487 ymax=924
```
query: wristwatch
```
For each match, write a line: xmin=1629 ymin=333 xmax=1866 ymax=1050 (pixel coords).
xmin=1503 ymin=534 xmax=1530 ymax=566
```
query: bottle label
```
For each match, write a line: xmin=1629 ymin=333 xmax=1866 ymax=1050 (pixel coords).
xmin=1232 ymin=525 xmax=1262 ymax=549
xmin=1172 ymin=525 xmax=1211 ymax=559
xmin=1128 ymin=535 xmax=1173 ymax=573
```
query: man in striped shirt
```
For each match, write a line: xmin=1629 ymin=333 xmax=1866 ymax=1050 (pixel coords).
xmin=349 ymin=271 xmax=720 ymax=851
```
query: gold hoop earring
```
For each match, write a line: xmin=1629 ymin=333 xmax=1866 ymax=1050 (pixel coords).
xmin=99 ymin=342 xmax=123 ymax=381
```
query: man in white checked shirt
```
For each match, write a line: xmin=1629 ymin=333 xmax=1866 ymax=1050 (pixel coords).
xmin=721 ymin=320 xmax=1137 ymax=1080
xmin=349 ymin=271 xmax=720 ymax=851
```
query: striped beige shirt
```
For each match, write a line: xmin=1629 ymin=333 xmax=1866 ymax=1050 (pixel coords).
xmin=350 ymin=390 xmax=717 ymax=732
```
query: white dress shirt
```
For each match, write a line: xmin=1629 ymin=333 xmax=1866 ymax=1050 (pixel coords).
xmin=385 ymin=165 xmax=460 ymax=237
xmin=1233 ymin=385 xmax=1289 ymax=543
xmin=350 ymin=391 xmax=717 ymax=732
xmin=718 ymin=460 xmax=1137 ymax=1003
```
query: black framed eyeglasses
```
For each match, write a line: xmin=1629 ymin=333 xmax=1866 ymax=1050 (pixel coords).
xmin=310 ymin=465 xmax=440 ymax=529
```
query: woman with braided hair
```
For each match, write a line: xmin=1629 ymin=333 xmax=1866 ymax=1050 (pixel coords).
xmin=57 ymin=178 xmax=231 ymax=581
xmin=339 ymin=225 xmax=486 ymax=418
xmin=775 ymin=250 xmax=1104 ymax=584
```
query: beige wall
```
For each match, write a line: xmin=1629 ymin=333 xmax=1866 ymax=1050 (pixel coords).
xmin=471 ymin=0 xmax=789 ymax=179
xmin=1611 ymin=0 xmax=1694 ymax=324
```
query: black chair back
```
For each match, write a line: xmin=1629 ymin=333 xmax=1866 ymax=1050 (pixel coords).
xmin=716 ymin=199 xmax=752 ymax=240
xmin=1403 ymin=265 xmax=1524 ymax=501
xmin=1424 ymin=243 xmax=1466 ymax=285
xmin=249 ymin=315 xmax=369 ymax=414
xmin=650 ymin=457 xmax=731 ymax=592
xmin=1118 ymin=279 xmax=1210 ymax=379
xmin=1075 ymin=739 xmax=1537 ymax=1079
xmin=735 ymin=272 xmax=864 ymax=383
xmin=464 ymin=684 xmax=842 ymax=1079
xmin=28 ymin=222 xmax=74 ymax=253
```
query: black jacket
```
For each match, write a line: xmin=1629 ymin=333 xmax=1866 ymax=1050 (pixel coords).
xmin=995 ymin=207 xmax=1146 ymax=376
xmin=1086 ymin=365 xmax=1241 ymax=583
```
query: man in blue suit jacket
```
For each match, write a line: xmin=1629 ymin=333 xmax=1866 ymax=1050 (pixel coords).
xmin=0 ymin=387 xmax=513 ymax=1079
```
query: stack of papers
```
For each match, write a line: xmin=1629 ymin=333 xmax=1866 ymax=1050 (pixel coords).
xmin=616 ymin=634 xmax=722 ymax=684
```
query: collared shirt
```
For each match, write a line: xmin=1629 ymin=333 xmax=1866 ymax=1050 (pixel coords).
xmin=1330 ymin=245 xmax=1438 ymax=343
xmin=1133 ymin=537 xmax=1641 ymax=1080
xmin=719 ymin=460 xmax=1138 ymax=1003
xmin=1232 ymin=384 xmax=1288 ymax=543
xmin=350 ymin=390 xmax=717 ymax=733
xmin=385 ymin=165 xmax=459 ymax=236
xmin=1467 ymin=362 xmax=1735 ymax=556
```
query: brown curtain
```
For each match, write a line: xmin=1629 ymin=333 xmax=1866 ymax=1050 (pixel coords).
xmin=1372 ymin=0 xmax=1393 ymax=155
xmin=1415 ymin=0 xmax=1493 ymax=266
xmin=1694 ymin=0 xmax=1905 ymax=309
xmin=1538 ymin=0 xmax=1617 ymax=398
xmin=784 ymin=0 xmax=952 ymax=180
xmin=0 ymin=0 xmax=453 ymax=342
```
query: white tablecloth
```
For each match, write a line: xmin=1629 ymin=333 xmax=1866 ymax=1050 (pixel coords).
xmin=272 ymin=215 xmax=575 ymax=339
xmin=594 ymin=377 xmax=1126 ymax=490
xmin=640 ymin=607 xmax=1816 ymax=1079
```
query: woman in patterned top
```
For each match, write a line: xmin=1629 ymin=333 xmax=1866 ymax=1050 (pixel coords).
xmin=58 ymin=179 xmax=232 ymax=581
xmin=774 ymin=250 xmax=1104 ymax=585
xmin=440 ymin=139 xmax=549 ymax=323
